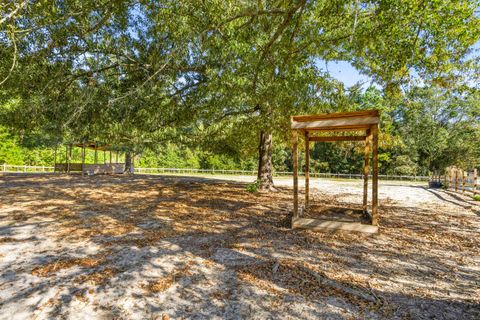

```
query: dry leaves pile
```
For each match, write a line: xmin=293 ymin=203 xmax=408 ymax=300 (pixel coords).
xmin=31 ymin=256 xmax=104 ymax=277
xmin=142 ymin=262 xmax=194 ymax=294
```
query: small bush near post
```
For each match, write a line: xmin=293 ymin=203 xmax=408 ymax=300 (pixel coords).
xmin=246 ymin=180 xmax=260 ymax=193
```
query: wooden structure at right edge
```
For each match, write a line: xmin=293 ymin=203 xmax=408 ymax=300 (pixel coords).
xmin=444 ymin=167 xmax=478 ymax=195
xmin=291 ymin=110 xmax=380 ymax=234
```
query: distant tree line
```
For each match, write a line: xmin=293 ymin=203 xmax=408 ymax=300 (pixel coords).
xmin=0 ymin=1 xmax=479 ymax=185
xmin=2 ymin=86 xmax=478 ymax=176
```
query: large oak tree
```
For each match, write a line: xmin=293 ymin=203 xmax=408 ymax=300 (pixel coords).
xmin=1 ymin=1 xmax=479 ymax=189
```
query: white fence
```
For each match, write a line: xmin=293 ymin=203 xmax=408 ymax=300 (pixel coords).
xmin=135 ymin=167 xmax=429 ymax=181
xmin=0 ymin=164 xmax=430 ymax=182
xmin=1 ymin=164 xmax=55 ymax=173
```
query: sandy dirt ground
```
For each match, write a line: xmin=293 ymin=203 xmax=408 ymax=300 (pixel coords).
xmin=0 ymin=173 xmax=479 ymax=319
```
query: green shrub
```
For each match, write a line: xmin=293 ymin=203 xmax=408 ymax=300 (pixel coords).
xmin=473 ymin=195 xmax=480 ymax=201
xmin=246 ymin=180 xmax=260 ymax=193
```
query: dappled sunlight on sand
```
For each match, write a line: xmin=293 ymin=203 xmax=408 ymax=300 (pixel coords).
xmin=0 ymin=173 xmax=479 ymax=319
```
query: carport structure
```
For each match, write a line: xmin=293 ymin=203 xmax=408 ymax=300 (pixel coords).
xmin=291 ymin=110 xmax=380 ymax=234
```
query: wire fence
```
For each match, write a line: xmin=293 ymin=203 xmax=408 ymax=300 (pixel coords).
xmin=0 ymin=164 xmax=430 ymax=182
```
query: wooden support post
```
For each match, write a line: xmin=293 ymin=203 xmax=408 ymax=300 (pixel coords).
xmin=371 ymin=125 xmax=379 ymax=226
xmin=455 ymin=169 xmax=458 ymax=192
xmin=304 ymin=131 xmax=310 ymax=208
xmin=448 ymin=168 xmax=451 ymax=189
xmin=53 ymin=144 xmax=57 ymax=174
xmin=65 ymin=144 xmax=68 ymax=173
xmin=94 ymin=148 xmax=98 ymax=165
xmin=451 ymin=168 xmax=454 ymax=189
xmin=474 ymin=169 xmax=478 ymax=194
xmin=67 ymin=144 xmax=72 ymax=173
xmin=292 ymin=130 xmax=299 ymax=217
xmin=103 ymin=150 xmax=106 ymax=164
xmin=461 ymin=170 xmax=465 ymax=193
xmin=132 ymin=152 xmax=135 ymax=174
xmin=81 ymin=145 xmax=85 ymax=176
xmin=363 ymin=129 xmax=372 ymax=213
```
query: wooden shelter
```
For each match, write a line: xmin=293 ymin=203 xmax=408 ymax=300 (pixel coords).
xmin=54 ymin=141 xmax=125 ymax=175
xmin=444 ymin=166 xmax=478 ymax=195
xmin=291 ymin=110 xmax=380 ymax=234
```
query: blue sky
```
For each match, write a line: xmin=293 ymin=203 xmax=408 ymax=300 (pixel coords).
xmin=318 ymin=60 xmax=371 ymax=87
xmin=319 ymin=41 xmax=480 ymax=88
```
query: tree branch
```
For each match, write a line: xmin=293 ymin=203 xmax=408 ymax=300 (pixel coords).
xmin=0 ymin=30 xmax=17 ymax=86
xmin=252 ymin=0 xmax=307 ymax=92
xmin=0 ymin=1 xmax=28 ymax=26
xmin=221 ymin=8 xmax=288 ymax=26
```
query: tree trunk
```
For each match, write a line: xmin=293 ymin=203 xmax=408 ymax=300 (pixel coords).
xmin=124 ymin=151 xmax=133 ymax=174
xmin=257 ymin=131 xmax=274 ymax=191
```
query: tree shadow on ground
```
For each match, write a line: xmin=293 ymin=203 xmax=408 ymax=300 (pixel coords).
xmin=0 ymin=174 xmax=479 ymax=319
xmin=414 ymin=186 xmax=478 ymax=209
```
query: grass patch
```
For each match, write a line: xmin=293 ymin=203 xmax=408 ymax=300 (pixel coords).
xmin=246 ymin=180 xmax=260 ymax=193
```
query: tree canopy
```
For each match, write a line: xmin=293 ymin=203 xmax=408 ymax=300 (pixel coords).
xmin=1 ymin=1 xmax=479 ymax=183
